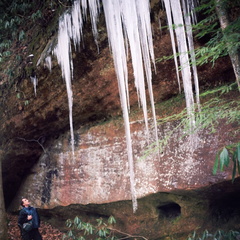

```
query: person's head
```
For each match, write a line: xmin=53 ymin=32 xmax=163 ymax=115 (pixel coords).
xmin=21 ymin=198 xmax=31 ymax=208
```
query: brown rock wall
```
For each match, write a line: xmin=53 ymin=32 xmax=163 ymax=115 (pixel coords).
xmin=9 ymin=114 xmax=239 ymax=211
xmin=8 ymin=114 xmax=240 ymax=239
xmin=0 ymin=2 xmax=239 ymax=238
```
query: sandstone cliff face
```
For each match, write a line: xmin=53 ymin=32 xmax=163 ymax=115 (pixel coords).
xmin=8 ymin=119 xmax=233 ymax=208
xmin=8 ymin=111 xmax=240 ymax=238
xmin=1 ymin=1 xmax=240 ymax=239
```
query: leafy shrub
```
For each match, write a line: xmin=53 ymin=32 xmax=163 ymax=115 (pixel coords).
xmin=63 ymin=216 xmax=117 ymax=240
xmin=213 ymin=143 xmax=240 ymax=182
xmin=0 ymin=0 xmax=43 ymax=61
xmin=63 ymin=216 xmax=148 ymax=240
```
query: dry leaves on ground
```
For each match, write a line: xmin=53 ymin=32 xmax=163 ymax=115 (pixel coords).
xmin=7 ymin=214 xmax=65 ymax=240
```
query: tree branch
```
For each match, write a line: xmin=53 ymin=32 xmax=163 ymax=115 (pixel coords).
xmin=109 ymin=227 xmax=148 ymax=240
xmin=16 ymin=136 xmax=47 ymax=153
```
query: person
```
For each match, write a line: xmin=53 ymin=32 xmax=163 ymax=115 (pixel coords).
xmin=18 ymin=198 xmax=43 ymax=240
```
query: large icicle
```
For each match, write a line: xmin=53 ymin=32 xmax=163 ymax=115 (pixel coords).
xmin=54 ymin=12 xmax=75 ymax=156
xmin=169 ymin=0 xmax=195 ymax=114
xmin=181 ymin=0 xmax=200 ymax=110
xmin=162 ymin=0 xmax=201 ymax=150
xmin=135 ymin=0 xmax=159 ymax=150
xmin=120 ymin=0 xmax=149 ymax=139
xmin=163 ymin=0 xmax=199 ymax=127
xmin=102 ymin=0 xmax=138 ymax=212
xmin=53 ymin=0 xmax=100 ymax=157
xmin=164 ymin=0 xmax=181 ymax=92
xmin=102 ymin=0 xmax=158 ymax=212
xmin=49 ymin=0 xmax=158 ymax=212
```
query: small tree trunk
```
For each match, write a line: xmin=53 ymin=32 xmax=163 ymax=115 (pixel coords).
xmin=215 ymin=0 xmax=240 ymax=90
xmin=0 ymin=156 xmax=8 ymax=239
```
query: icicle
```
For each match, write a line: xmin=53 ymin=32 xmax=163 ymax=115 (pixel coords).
xmin=45 ymin=56 xmax=52 ymax=72
xmin=102 ymin=0 xmax=159 ymax=211
xmin=181 ymin=0 xmax=200 ymax=111
xmin=163 ymin=0 xmax=196 ymax=130
xmin=135 ymin=0 xmax=159 ymax=150
xmin=71 ymin=0 xmax=84 ymax=50
xmin=50 ymin=0 xmax=158 ymax=212
xmin=30 ymin=75 xmax=38 ymax=97
xmin=88 ymin=0 xmax=101 ymax=52
xmin=52 ymin=0 xmax=103 ymax=158
xmin=54 ymin=12 xmax=75 ymax=157
xmin=170 ymin=0 xmax=194 ymax=113
xmin=102 ymin=0 xmax=137 ymax=211
xmin=120 ymin=0 xmax=149 ymax=137
xmin=164 ymin=0 xmax=181 ymax=92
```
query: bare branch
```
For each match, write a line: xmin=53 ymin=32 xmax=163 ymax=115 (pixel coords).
xmin=16 ymin=136 xmax=47 ymax=153
xmin=109 ymin=227 xmax=148 ymax=240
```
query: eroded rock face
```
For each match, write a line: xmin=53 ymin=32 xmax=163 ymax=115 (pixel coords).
xmin=8 ymin=114 xmax=240 ymax=210
xmin=8 ymin=112 xmax=240 ymax=239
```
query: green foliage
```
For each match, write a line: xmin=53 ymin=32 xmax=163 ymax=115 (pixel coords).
xmin=31 ymin=10 xmax=42 ymax=21
xmin=193 ymin=0 xmax=240 ymax=66
xmin=213 ymin=143 xmax=240 ymax=182
xmin=156 ymin=0 xmax=240 ymax=67
xmin=18 ymin=30 xmax=25 ymax=41
xmin=63 ymin=216 xmax=146 ymax=240
xmin=0 ymin=0 xmax=43 ymax=62
xmin=188 ymin=229 xmax=240 ymax=240
xmin=0 ymin=40 xmax=12 ymax=62
xmin=5 ymin=68 xmax=15 ymax=79
xmin=63 ymin=216 xmax=117 ymax=240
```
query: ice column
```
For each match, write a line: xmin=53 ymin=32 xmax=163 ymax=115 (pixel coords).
xmin=54 ymin=12 xmax=75 ymax=156
xmin=53 ymin=0 xmax=158 ymax=211
xmin=163 ymin=0 xmax=200 ymax=122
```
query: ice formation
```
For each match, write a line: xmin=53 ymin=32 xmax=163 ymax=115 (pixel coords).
xmin=30 ymin=75 xmax=38 ymax=97
xmin=54 ymin=11 xmax=75 ymax=156
xmin=163 ymin=0 xmax=200 ymax=127
xmin=49 ymin=0 xmax=158 ymax=212
xmin=40 ymin=0 xmax=200 ymax=211
xmin=102 ymin=0 xmax=158 ymax=211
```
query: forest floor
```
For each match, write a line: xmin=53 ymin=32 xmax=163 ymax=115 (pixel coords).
xmin=7 ymin=214 xmax=64 ymax=240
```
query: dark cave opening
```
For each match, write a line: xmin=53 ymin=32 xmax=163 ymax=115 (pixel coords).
xmin=157 ymin=202 xmax=181 ymax=219
xmin=210 ymin=191 xmax=240 ymax=224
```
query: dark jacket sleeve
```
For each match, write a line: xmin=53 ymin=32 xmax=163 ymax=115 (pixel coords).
xmin=18 ymin=209 xmax=28 ymax=225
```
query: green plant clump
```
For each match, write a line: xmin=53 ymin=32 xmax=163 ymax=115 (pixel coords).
xmin=0 ymin=0 xmax=43 ymax=62
xmin=63 ymin=216 xmax=117 ymax=240
xmin=63 ymin=216 xmax=148 ymax=240
xmin=213 ymin=142 xmax=240 ymax=182
xmin=188 ymin=229 xmax=240 ymax=240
